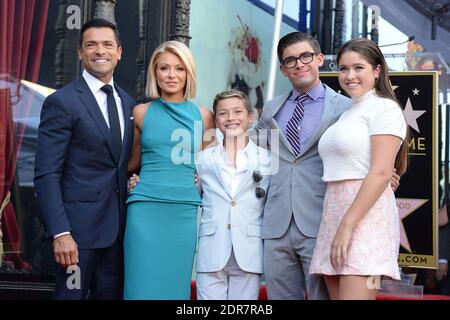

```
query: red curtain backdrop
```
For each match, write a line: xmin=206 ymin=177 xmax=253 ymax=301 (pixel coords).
xmin=0 ymin=0 xmax=49 ymax=270
xmin=0 ymin=88 xmax=13 ymax=267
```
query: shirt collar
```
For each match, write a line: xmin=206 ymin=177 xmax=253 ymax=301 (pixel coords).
xmin=218 ymin=138 xmax=257 ymax=165
xmin=290 ymin=81 xmax=325 ymax=102
xmin=244 ymin=139 xmax=257 ymax=155
xmin=82 ymin=70 xmax=115 ymax=94
xmin=218 ymin=139 xmax=256 ymax=155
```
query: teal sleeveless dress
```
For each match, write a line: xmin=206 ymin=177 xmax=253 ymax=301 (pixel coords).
xmin=124 ymin=98 xmax=203 ymax=300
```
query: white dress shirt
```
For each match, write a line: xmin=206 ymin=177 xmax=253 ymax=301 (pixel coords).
xmin=217 ymin=142 xmax=252 ymax=197
xmin=82 ymin=70 xmax=125 ymax=140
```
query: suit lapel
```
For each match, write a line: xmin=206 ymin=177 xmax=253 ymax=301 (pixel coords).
xmin=270 ymin=91 xmax=293 ymax=155
xmin=298 ymin=86 xmax=339 ymax=158
xmin=212 ymin=146 xmax=233 ymax=199
xmin=115 ymin=84 xmax=132 ymax=165
xmin=75 ymin=77 xmax=117 ymax=164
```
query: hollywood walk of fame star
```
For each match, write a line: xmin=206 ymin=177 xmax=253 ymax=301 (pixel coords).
xmin=390 ymin=80 xmax=398 ymax=91
xmin=403 ymin=98 xmax=426 ymax=133
xmin=412 ymin=88 xmax=420 ymax=95
xmin=396 ymin=198 xmax=428 ymax=253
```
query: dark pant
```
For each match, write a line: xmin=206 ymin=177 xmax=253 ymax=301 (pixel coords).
xmin=54 ymin=239 xmax=123 ymax=300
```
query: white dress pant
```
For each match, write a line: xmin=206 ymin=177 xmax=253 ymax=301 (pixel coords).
xmin=196 ymin=249 xmax=261 ymax=300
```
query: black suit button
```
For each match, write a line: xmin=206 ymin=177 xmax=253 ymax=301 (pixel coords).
xmin=115 ymin=189 xmax=119 ymax=193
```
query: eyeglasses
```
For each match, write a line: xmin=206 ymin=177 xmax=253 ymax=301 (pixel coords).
xmin=253 ymin=170 xmax=266 ymax=199
xmin=282 ymin=52 xmax=316 ymax=69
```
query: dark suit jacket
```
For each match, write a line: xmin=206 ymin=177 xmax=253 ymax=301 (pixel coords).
xmin=34 ymin=76 xmax=135 ymax=249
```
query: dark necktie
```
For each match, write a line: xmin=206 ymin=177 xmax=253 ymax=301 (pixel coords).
xmin=286 ymin=93 xmax=307 ymax=157
xmin=101 ymin=84 xmax=122 ymax=162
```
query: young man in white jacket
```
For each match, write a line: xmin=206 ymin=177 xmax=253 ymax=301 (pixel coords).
xmin=195 ymin=89 xmax=271 ymax=300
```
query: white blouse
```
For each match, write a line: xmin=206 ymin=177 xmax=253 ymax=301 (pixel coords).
xmin=319 ymin=89 xmax=407 ymax=182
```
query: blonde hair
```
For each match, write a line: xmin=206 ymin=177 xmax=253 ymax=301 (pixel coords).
xmin=212 ymin=89 xmax=251 ymax=115
xmin=145 ymin=40 xmax=197 ymax=99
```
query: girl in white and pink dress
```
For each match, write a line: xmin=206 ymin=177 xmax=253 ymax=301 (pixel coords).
xmin=309 ymin=38 xmax=408 ymax=300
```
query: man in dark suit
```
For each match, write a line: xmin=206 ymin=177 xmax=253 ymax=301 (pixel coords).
xmin=34 ymin=19 xmax=134 ymax=299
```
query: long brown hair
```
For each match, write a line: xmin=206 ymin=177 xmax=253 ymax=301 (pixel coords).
xmin=337 ymin=38 xmax=408 ymax=175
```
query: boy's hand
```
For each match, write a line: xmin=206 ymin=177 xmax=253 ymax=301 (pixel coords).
xmin=128 ymin=174 xmax=140 ymax=193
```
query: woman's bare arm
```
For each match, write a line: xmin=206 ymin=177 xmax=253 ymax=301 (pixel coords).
xmin=127 ymin=103 xmax=149 ymax=173
xmin=200 ymin=107 xmax=216 ymax=150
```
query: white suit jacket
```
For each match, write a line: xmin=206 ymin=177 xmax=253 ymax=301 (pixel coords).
xmin=195 ymin=140 xmax=271 ymax=274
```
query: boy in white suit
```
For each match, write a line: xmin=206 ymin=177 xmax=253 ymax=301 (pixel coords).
xmin=195 ymin=89 xmax=271 ymax=300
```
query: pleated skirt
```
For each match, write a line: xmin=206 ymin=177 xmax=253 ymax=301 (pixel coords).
xmin=309 ymin=179 xmax=400 ymax=280
xmin=124 ymin=201 xmax=198 ymax=300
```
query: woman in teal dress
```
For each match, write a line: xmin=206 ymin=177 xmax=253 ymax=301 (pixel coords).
xmin=125 ymin=41 xmax=214 ymax=299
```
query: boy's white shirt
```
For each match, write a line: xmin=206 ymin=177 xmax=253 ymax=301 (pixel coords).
xmin=217 ymin=141 xmax=252 ymax=197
